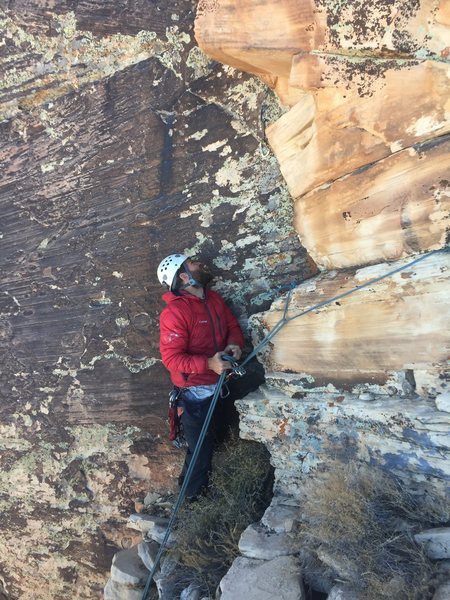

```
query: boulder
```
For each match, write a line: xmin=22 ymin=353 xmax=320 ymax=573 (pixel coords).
xmin=111 ymin=545 xmax=149 ymax=587
xmin=436 ymin=393 xmax=450 ymax=414
xmin=137 ymin=540 xmax=160 ymax=572
xmin=219 ymin=555 xmax=305 ymax=600
xmin=104 ymin=578 xmax=144 ymax=600
xmin=327 ymin=585 xmax=361 ymax=600
xmin=127 ymin=514 xmax=175 ymax=545
xmin=239 ymin=521 xmax=295 ymax=560
xmin=415 ymin=528 xmax=450 ymax=559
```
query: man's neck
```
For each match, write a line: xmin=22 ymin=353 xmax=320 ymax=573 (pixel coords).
xmin=184 ymin=285 xmax=204 ymax=299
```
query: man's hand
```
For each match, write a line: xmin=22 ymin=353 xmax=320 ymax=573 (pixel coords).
xmin=223 ymin=344 xmax=242 ymax=360
xmin=207 ymin=352 xmax=233 ymax=375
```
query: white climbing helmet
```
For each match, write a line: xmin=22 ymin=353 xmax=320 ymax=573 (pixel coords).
xmin=157 ymin=254 xmax=188 ymax=289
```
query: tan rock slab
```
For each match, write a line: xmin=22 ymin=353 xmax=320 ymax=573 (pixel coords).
xmin=251 ymin=253 xmax=450 ymax=389
xmin=294 ymin=135 xmax=450 ymax=268
xmin=195 ymin=0 xmax=449 ymax=86
xmin=267 ymin=61 xmax=450 ymax=198
xmin=195 ymin=0 xmax=324 ymax=80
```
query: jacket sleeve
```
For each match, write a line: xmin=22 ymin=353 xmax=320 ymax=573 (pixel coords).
xmin=159 ymin=306 xmax=210 ymax=375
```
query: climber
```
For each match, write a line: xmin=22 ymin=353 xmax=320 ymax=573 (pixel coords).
xmin=157 ymin=254 xmax=244 ymax=499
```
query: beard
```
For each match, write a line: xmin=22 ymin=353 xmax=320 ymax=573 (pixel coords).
xmin=194 ymin=270 xmax=214 ymax=286
xmin=194 ymin=267 xmax=214 ymax=286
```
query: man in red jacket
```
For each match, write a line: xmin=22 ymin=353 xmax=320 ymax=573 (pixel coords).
xmin=158 ymin=253 xmax=244 ymax=499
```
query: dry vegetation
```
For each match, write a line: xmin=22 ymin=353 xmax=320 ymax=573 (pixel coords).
xmin=171 ymin=435 xmax=273 ymax=589
xmin=297 ymin=462 xmax=450 ymax=600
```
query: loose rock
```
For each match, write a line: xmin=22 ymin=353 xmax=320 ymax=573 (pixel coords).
xmin=261 ymin=499 xmax=299 ymax=533
xmin=220 ymin=555 xmax=305 ymax=600
xmin=327 ymin=585 xmax=361 ymax=600
xmin=104 ymin=578 xmax=144 ymax=600
xmin=180 ymin=582 xmax=202 ymax=600
xmin=111 ymin=545 xmax=149 ymax=587
xmin=137 ymin=540 xmax=160 ymax=571
xmin=436 ymin=392 xmax=450 ymax=414
xmin=128 ymin=513 xmax=175 ymax=545
xmin=239 ymin=521 xmax=295 ymax=560
xmin=415 ymin=528 xmax=450 ymax=559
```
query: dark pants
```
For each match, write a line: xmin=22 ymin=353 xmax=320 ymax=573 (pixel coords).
xmin=179 ymin=359 xmax=265 ymax=498
xmin=179 ymin=397 xmax=215 ymax=498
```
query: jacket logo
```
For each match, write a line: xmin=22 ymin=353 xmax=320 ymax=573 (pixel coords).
xmin=198 ymin=320 xmax=208 ymax=324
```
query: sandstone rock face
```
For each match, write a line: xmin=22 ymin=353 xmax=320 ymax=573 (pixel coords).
xmin=196 ymin=0 xmax=450 ymax=267
xmin=195 ymin=0 xmax=450 ymax=501
xmin=0 ymin=3 xmax=314 ymax=599
xmin=237 ymin=383 xmax=450 ymax=497
xmin=254 ymin=253 xmax=449 ymax=395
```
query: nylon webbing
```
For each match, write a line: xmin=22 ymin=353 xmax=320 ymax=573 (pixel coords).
xmin=141 ymin=246 xmax=448 ymax=598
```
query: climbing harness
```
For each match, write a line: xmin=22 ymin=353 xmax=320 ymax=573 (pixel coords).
xmin=141 ymin=246 xmax=448 ymax=599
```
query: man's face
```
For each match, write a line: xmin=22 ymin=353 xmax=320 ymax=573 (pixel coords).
xmin=185 ymin=257 xmax=213 ymax=285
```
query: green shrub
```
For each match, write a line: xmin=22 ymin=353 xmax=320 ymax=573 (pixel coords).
xmin=297 ymin=462 xmax=450 ymax=600
xmin=171 ymin=435 xmax=273 ymax=587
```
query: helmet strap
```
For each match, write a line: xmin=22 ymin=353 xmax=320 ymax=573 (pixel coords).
xmin=179 ymin=263 xmax=202 ymax=289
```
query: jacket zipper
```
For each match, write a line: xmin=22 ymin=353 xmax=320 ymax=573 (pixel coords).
xmin=204 ymin=297 xmax=219 ymax=353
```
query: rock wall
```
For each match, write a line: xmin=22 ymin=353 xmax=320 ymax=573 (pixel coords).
xmin=195 ymin=0 xmax=450 ymax=498
xmin=0 ymin=3 xmax=314 ymax=599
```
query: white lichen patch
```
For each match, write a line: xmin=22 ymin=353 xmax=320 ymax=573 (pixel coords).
xmin=115 ymin=317 xmax=130 ymax=328
xmin=235 ymin=234 xmax=260 ymax=248
xmin=202 ymin=139 xmax=228 ymax=152
xmin=187 ymin=128 xmax=208 ymax=141
xmin=186 ymin=45 xmax=213 ymax=80
xmin=40 ymin=162 xmax=57 ymax=173
xmin=215 ymin=155 xmax=252 ymax=191
xmin=406 ymin=114 xmax=446 ymax=137
xmin=0 ymin=11 xmax=193 ymax=121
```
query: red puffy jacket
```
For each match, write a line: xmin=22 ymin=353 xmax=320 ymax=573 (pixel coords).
xmin=159 ymin=289 xmax=244 ymax=387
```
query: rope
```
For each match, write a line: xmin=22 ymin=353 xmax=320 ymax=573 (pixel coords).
xmin=141 ymin=371 xmax=227 ymax=600
xmin=239 ymin=247 xmax=448 ymax=369
xmin=141 ymin=246 xmax=447 ymax=598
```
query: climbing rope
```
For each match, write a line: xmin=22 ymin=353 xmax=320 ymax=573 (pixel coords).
xmin=141 ymin=370 xmax=227 ymax=600
xmin=239 ymin=247 xmax=448 ymax=369
xmin=141 ymin=246 xmax=448 ymax=599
